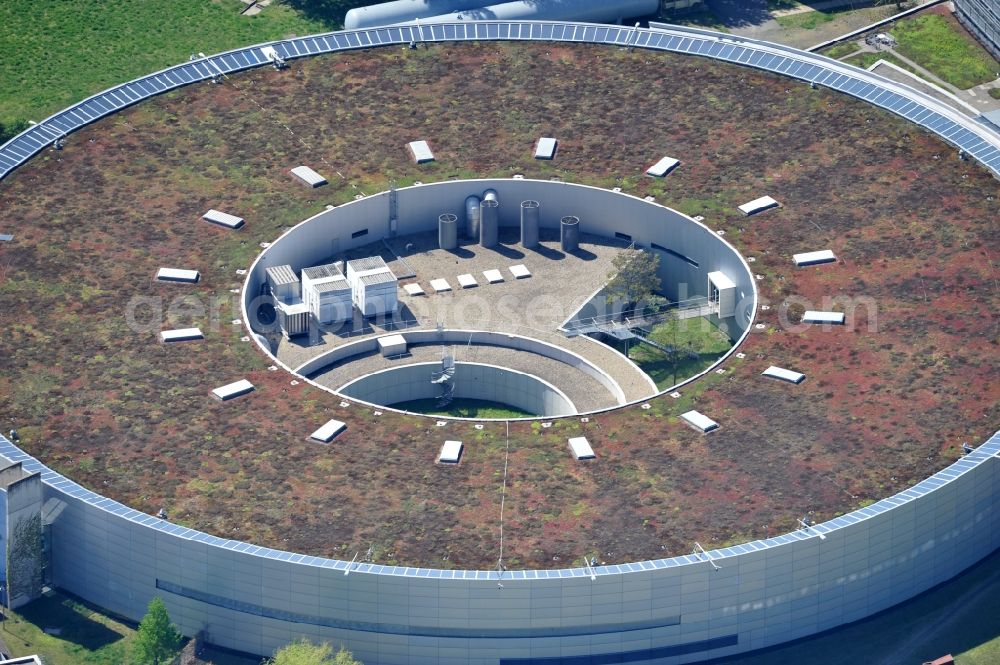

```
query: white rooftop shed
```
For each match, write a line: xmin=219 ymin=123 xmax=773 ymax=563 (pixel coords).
xmin=346 ymin=257 xmax=398 ymax=317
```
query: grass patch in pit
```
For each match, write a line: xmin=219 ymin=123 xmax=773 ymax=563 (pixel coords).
xmin=627 ymin=316 xmax=733 ymax=390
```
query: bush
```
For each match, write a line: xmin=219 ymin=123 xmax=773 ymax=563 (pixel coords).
xmin=0 ymin=118 xmax=29 ymax=143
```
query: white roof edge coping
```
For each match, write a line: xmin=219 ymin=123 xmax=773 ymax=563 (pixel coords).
xmin=793 ymin=249 xmax=837 ymax=266
xmin=568 ymin=436 xmax=596 ymax=460
xmin=762 ymin=366 xmax=806 ymax=384
xmin=290 ymin=165 xmax=327 ymax=187
xmin=802 ymin=310 xmax=845 ymax=324
xmin=202 ymin=209 xmax=245 ymax=229
xmin=738 ymin=195 xmax=780 ymax=216
xmin=680 ymin=410 xmax=719 ymax=433
xmin=212 ymin=379 xmax=255 ymax=401
xmin=646 ymin=156 xmax=680 ymax=177
xmin=156 ymin=268 xmax=200 ymax=283
xmin=160 ymin=328 xmax=204 ymax=343
xmin=438 ymin=440 xmax=463 ymax=464
xmin=534 ymin=137 xmax=557 ymax=159
xmin=310 ymin=419 xmax=347 ymax=443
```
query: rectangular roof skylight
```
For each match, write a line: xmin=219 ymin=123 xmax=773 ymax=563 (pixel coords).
xmin=156 ymin=268 xmax=200 ymax=283
xmin=534 ymin=137 xmax=557 ymax=160
xmin=568 ymin=437 xmax=596 ymax=460
xmin=646 ymin=156 xmax=680 ymax=177
xmin=212 ymin=379 xmax=255 ymax=401
xmin=762 ymin=366 xmax=806 ymax=384
xmin=160 ymin=328 xmax=204 ymax=343
xmin=738 ymin=196 xmax=779 ymax=216
xmin=680 ymin=410 xmax=719 ymax=433
xmin=291 ymin=165 xmax=327 ymax=187
xmin=509 ymin=264 xmax=531 ymax=279
xmin=310 ymin=419 xmax=347 ymax=443
xmin=202 ymin=209 xmax=245 ymax=229
xmin=408 ymin=140 xmax=434 ymax=163
xmin=802 ymin=311 xmax=845 ymax=325
xmin=438 ymin=440 xmax=463 ymax=464
xmin=793 ymin=250 xmax=837 ymax=267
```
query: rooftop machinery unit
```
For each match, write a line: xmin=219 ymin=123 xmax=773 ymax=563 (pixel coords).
xmin=707 ymin=271 xmax=736 ymax=318
xmin=266 ymin=264 xmax=310 ymax=338
xmin=346 ymin=256 xmax=399 ymax=318
xmin=301 ymin=263 xmax=352 ymax=325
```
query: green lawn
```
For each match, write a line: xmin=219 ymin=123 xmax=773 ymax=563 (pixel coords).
xmin=776 ymin=9 xmax=839 ymax=31
xmin=822 ymin=41 xmax=861 ymax=60
xmin=4 ymin=591 xmax=133 ymax=665
xmin=890 ymin=14 xmax=1000 ymax=89
xmin=0 ymin=0 xmax=363 ymax=127
xmin=391 ymin=398 xmax=533 ymax=419
xmin=990 ymin=87 xmax=1000 ymax=100
xmin=628 ymin=316 xmax=732 ymax=389
xmin=844 ymin=51 xmax=921 ymax=77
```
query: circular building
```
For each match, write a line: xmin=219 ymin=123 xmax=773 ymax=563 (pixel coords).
xmin=0 ymin=20 xmax=997 ymax=665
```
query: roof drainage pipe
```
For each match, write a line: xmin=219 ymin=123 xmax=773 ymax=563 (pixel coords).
xmin=421 ymin=0 xmax=660 ymax=24
xmin=344 ymin=1 xmax=491 ymax=29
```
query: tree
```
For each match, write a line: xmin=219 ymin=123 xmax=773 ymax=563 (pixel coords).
xmin=267 ymin=639 xmax=362 ymax=665
xmin=605 ymin=247 xmax=664 ymax=317
xmin=131 ymin=597 xmax=182 ymax=665
xmin=0 ymin=119 xmax=30 ymax=144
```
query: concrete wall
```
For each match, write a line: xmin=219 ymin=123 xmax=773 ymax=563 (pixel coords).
xmin=9 ymin=430 xmax=997 ymax=663
xmin=0 ymin=465 xmax=43 ymax=608
xmin=245 ymin=181 xmax=754 ymax=332
xmin=338 ymin=361 xmax=576 ymax=416
xmin=295 ymin=328 xmax=628 ymax=408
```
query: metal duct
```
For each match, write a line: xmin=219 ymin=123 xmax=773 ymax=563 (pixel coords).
xmin=521 ymin=200 xmax=539 ymax=249
xmin=345 ymin=0 xmax=488 ymax=30
xmin=438 ymin=213 xmax=458 ymax=250
xmin=423 ymin=0 xmax=660 ymax=24
xmin=465 ymin=195 xmax=481 ymax=239
xmin=480 ymin=199 xmax=499 ymax=248
xmin=560 ymin=215 xmax=580 ymax=252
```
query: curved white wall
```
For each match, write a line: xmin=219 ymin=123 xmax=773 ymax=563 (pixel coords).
xmin=339 ymin=361 xmax=576 ymax=416
xmin=243 ymin=178 xmax=755 ymax=357
xmin=9 ymin=430 xmax=999 ymax=664
xmin=296 ymin=328 xmax=629 ymax=408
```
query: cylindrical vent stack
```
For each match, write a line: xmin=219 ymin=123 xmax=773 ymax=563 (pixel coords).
xmin=560 ymin=215 xmax=580 ymax=252
xmin=465 ymin=195 xmax=481 ymax=239
xmin=520 ymin=200 xmax=540 ymax=249
xmin=483 ymin=188 xmax=499 ymax=203
xmin=480 ymin=199 xmax=499 ymax=248
xmin=438 ymin=213 xmax=458 ymax=250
